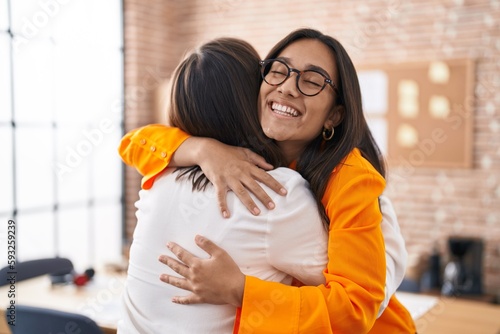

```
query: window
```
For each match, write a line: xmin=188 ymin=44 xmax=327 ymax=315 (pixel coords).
xmin=0 ymin=0 xmax=124 ymax=271
xmin=359 ymin=70 xmax=389 ymax=156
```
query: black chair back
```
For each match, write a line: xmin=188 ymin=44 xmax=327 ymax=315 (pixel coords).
xmin=6 ymin=305 xmax=103 ymax=334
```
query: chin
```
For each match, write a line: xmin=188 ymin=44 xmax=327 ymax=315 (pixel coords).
xmin=265 ymin=130 xmax=288 ymax=142
xmin=262 ymin=128 xmax=276 ymax=140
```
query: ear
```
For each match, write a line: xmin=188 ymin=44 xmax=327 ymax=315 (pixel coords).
xmin=324 ymin=105 xmax=344 ymax=129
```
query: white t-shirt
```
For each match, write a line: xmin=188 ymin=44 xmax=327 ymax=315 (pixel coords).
xmin=118 ymin=167 xmax=328 ymax=334
xmin=379 ymin=194 xmax=408 ymax=316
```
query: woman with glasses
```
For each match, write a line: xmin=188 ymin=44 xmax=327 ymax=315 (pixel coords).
xmin=120 ymin=29 xmax=415 ymax=333
xmin=118 ymin=37 xmax=330 ymax=333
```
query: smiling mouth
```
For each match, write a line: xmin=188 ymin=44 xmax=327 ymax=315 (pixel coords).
xmin=270 ymin=102 xmax=300 ymax=117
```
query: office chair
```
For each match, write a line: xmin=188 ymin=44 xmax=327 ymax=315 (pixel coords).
xmin=7 ymin=305 xmax=104 ymax=334
xmin=0 ymin=257 xmax=74 ymax=286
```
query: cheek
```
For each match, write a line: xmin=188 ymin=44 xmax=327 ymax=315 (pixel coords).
xmin=259 ymin=83 xmax=274 ymax=101
xmin=306 ymin=99 xmax=333 ymax=123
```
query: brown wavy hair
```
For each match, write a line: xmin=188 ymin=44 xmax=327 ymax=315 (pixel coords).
xmin=169 ymin=38 xmax=284 ymax=190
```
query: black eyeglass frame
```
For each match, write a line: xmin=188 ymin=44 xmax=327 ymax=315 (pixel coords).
xmin=259 ymin=58 xmax=338 ymax=97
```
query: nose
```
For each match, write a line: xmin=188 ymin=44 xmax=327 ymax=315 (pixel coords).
xmin=277 ymin=70 xmax=300 ymax=97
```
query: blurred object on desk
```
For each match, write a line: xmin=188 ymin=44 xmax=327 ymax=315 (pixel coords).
xmin=441 ymin=237 xmax=483 ymax=297
xmin=0 ymin=258 xmax=74 ymax=286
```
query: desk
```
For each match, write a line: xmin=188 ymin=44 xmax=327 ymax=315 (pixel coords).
xmin=1 ymin=278 xmax=499 ymax=333
xmin=397 ymin=292 xmax=500 ymax=334
xmin=0 ymin=273 xmax=125 ymax=334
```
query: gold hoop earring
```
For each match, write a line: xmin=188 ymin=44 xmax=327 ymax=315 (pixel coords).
xmin=322 ymin=126 xmax=335 ymax=141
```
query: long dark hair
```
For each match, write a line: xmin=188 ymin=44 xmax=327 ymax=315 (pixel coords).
xmin=169 ymin=38 xmax=284 ymax=190
xmin=264 ymin=28 xmax=386 ymax=224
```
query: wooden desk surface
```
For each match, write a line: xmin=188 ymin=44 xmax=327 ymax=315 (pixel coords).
xmin=0 ymin=273 xmax=125 ymax=334
xmin=398 ymin=292 xmax=500 ymax=334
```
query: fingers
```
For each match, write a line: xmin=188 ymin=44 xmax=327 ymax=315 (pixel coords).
xmin=194 ymin=235 xmax=221 ymax=257
xmin=246 ymin=150 xmax=274 ymax=170
xmin=229 ymin=168 xmax=287 ymax=214
xmin=172 ymin=294 xmax=203 ymax=305
xmin=159 ymin=274 xmax=191 ymax=291
xmin=233 ymin=182 xmax=261 ymax=215
xmin=166 ymin=242 xmax=196 ymax=264
xmin=240 ymin=177 xmax=276 ymax=211
xmin=159 ymin=274 xmax=203 ymax=304
xmin=214 ymin=185 xmax=231 ymax=218
xmin=216 ymin=180 xmax=261 ymax=217
xmin=158 ymin=255 xmax=189 ymax=277
xmin=254 ymin=171 xmax=287 ymax=197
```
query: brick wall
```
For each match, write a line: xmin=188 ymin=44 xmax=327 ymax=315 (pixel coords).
xmin=122 ymin=0 xmax=189 ymax=250
xmin=123 ymin=0 xmax=500 ymax=295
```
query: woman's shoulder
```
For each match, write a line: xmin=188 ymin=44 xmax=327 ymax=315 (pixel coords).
xmin=267 ymin=167 xmax=308 ymax=187
xmin=266 ymin=167 xmax=315 ymax=203
xmin=337 ymin=148 xmax=383 ymax=179
xmin=321 ymin=148 xmax=385 ymax=210
xmin=325 ymin=148 xmax=385 ymax=196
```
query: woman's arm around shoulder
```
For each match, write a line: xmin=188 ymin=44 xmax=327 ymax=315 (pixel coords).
xmin=118 ymin=124 xmax=286 ymax=214
xmin=118 ymin=124 xmax=191 ymax=189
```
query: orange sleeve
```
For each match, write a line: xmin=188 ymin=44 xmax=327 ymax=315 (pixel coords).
xmin=237 ymin=149 xmax=387 ymax=334
xmin=118 ymin=124 xmax=190 ymax=189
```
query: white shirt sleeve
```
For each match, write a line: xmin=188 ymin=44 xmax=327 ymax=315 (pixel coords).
xmin=378 ymin=195 xmax=408 ymax=317
xmin=265 ymin=168 xmax=328 ymax=286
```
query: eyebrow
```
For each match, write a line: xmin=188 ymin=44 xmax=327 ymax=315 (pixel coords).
xmin=277 ymin=56 xmax=333 ymax=79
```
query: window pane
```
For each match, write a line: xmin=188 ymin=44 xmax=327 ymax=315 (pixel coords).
xmin=92 ymin=128 xmax=122 ymax=200
xmin=52 ymin=0 xmax=123 ymax=48
xmin=58 ymin=207 xmax=90 ymax=272
xmin=359 ymin=70 xmax=388 ymax=115
xmin=10 ymin=0 xmax=55 ymax=40
xmin=0 ymin=215 xmax=9 ymax=265
xmin=54 ymin=47 xmax=123 ymax=125
xmin=0 ymin=32 xmax=11 ymax=123
xmin=0 ymin=0 xmax=8 ymax=32
xmin=53 ymin=44 xmax=92 ymax=124
xmin=17 ymin=211 xmax=56 ymax=261
xmin=93 ymin=204 xmax=122 ymax=267
xmin=366 ymin=118 xmax=388 ymax=155
xmin=15 ymin=126 xmax=54 ymax=210
xmin=90 ymin=49 xmax=124 ymax=124
xmin=46 ymin=1 xmax=87 ymax=44
xmin=13 ymin=39 xmax=54 ymax=123
xmin=0 ymin=126 xmax=13 ymax=214
xmin=55 ymin=126 xmax=90 ymax=205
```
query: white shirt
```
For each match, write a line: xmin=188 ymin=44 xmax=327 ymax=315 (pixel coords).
xmin=118 ymin=167 xmax=328 ymax=334
xmin=379 ymin=195 xmax=408 ymax=316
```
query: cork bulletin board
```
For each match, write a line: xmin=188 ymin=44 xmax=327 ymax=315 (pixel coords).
xmin=358 ymin=59 xmax=475 ymax=168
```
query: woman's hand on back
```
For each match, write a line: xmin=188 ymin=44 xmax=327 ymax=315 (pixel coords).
xmin=196 ymin=138 xmax=287 ymax=218
xmin=158 ymin=235 xmax=245 ymax=307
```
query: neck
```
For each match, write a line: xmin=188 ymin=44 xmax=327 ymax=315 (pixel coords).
xmin=278 ymin=141 xmax=306 ymax=166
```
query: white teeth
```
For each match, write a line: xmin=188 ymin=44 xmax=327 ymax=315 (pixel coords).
xmin=271 ymin=102 xmax=299 ymax=117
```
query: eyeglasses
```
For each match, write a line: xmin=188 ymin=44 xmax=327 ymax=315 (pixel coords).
xmin=260 ymin=59 xmax=338 ymax=97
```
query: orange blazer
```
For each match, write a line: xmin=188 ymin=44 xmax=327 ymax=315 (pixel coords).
xmin=119 ymin=125 xmax=416 ymax=334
